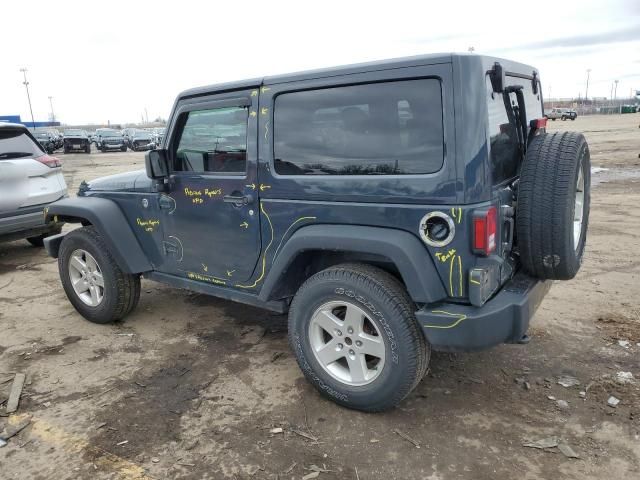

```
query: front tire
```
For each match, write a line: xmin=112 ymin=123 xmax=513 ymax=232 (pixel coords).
xmin=58 ymin=226 xmax=140 ymax=324
xmin=289 ymin=263 xmax=429 ymax=412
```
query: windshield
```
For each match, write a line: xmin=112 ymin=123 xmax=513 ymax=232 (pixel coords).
xmin=0 ymin=129 xmax=44 ymax=160
xmin=64 ymin=129 xmax=84 ymax=136
xmin=134 ymin=130 xmax=150 ymax=137
xmin=101 ymin=131 xmax=121 ymax=137
xmin=35 ymin=132 xmax=49 ymax=138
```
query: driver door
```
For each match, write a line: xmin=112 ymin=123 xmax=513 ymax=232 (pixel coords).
xmin=157 ymin=91 xmax=261 ymax=286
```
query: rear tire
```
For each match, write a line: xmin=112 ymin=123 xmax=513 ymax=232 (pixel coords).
xmin=288 ymin=263 xmax=429 ymax=412
xmin=517 ymin=131 xmax=590 ymax=280
xmin=58 ymin=226 xmax=140 ymax=324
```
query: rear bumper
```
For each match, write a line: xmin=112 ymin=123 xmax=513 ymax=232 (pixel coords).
xmin=416 ymin=272 xmax=551 ymax=352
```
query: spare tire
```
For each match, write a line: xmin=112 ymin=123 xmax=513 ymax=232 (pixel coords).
xmin=516 ymin=131 xmax=590 ymax=280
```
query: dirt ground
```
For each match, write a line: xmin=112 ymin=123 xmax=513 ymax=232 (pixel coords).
xmin=1 ymin=114 xmax=640 ymax=480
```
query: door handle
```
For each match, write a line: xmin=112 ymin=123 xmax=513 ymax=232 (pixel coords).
xmin=223 ymin=193 xmax=253 ymax=206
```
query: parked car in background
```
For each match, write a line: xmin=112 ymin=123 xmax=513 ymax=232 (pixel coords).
xmin=121 ymin=128 xmax=135 ymax=149
xmin=97 ymin=130 xmax=126 ymax=152
xmin=545 ymin=108 xmax=577 ymax=121
xmin=63 ymin=129 xmax=91 ymax=153
xmin=93 ymin=128 xmax=116 ymax=149
xmin=129 ymin=129 xmax=154 ymax=151
xmin=33 ymin=130 xmax=56 ymax=153
xmin=151 ymin=127 xmax=165 ymax=148
xmin=0 ymin=123 xmax=66 ymax=246
xmin=50 ymin=130 xmax=64 ymax=149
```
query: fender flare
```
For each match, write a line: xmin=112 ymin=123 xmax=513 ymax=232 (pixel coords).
xmin=259 ymin=224 xmax=447 ymax=304
xmin=44 ymin=196 xmax=152 ymax=274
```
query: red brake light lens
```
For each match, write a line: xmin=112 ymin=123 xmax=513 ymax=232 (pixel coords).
xmin=530 ymin=117 xmax=547 ymax=129
xmin=36 ymin=154 xmax=61 ymax=168
xmin=473 ymin=206 xmax=497 ymax=256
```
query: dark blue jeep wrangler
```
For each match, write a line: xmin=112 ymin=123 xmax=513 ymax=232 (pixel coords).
xmin=44 ymin=53 xmax=590 ymax=411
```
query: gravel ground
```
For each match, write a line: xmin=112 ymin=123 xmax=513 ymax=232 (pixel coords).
xmin=1 ymin=113 xmax=639 ymax=479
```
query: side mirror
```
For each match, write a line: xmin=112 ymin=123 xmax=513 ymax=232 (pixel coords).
xmin=145 ymin=149 xmax=169 ymax=179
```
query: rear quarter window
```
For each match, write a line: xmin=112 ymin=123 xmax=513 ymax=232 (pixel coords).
xmin=274 ymin=79 xmax=444 ymax=175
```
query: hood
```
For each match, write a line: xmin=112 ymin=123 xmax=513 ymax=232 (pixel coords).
xmin=132 ymin=134 xmax=152 ymax=140
xmin=64 ymin=135 xmax=88 ymax=140
xmin=79 ymin=169 xmax=152 ymax=194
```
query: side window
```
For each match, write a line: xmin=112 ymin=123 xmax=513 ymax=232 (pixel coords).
xmin=173 ymin=106 xmax=248 ymax=175
xmin=273 ymin=79 xmax=444 ymax=175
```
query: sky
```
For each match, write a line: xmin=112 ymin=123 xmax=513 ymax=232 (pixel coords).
xmin=1 ymin=0 xmax=639 ymax=125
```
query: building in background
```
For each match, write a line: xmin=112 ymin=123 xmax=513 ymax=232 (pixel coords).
xmin=0 ymin=115 xmax=60 ymax=128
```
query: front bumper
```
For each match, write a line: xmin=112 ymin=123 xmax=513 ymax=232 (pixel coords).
xmin=416 ymin=272 xmax=551 ymax=352
xmin=101 ymin=143 xmax=124 ymax=150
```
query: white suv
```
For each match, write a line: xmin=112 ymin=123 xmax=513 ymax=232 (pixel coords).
xmin=0 ymin=123 xmax=67 ymax=246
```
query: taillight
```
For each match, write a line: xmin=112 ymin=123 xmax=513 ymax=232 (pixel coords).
xmin=36 ymin=154 xmax=61 ymax=168
xmin=473 ymin=206 xmax=497 ymax=256
xmin=530 ymin=117 xmax=547 ymax=129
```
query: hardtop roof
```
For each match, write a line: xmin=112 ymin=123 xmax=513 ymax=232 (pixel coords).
xmin=178 ymin=53 xmax=534 ymax=99
xmin=177 ymin=53 xmax=538 ymax=100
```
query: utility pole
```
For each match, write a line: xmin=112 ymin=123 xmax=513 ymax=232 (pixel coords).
xmin=48 ymin=96 xmax=55 ymax=123
xmin=19 ymin=68 xmax=36 ymax=130
xmin=548 ymin=85 xmax=553 ymax=108
xmin=584 ymin=69 xmax=591 ymax=108
xmin=614 ymin=80 xmax=619 ymax=101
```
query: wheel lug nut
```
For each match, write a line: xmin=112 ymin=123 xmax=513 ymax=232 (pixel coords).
xmin=336 ymin=343 xmax=343 ymax=350
xmin=334 ymin=329 xmax=342 ymax=337
xmin=356 ymin=340 xmax=362 ymax=347
xmin=349 ymin=349 xmax=355 ymax=356
xmin=347 ymin=327 xmax=354 ymax=334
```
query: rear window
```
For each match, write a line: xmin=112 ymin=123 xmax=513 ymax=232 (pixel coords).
xmin=0 ymin=129 xmax=44 ymax=160
xmin=487 ymin=75 xmax=543 ymax=184
xmin=274 ymin=79 xmax=444 ymax=175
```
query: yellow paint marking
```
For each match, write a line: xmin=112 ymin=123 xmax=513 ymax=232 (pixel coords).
xmin=235 ymin=202 xmax=273 ymax=289
xmin=6 ymin=414 xmax=152 ymax=479
xmin=458 ymin=255 xmax=463 ymax=296
xmin=240 ymin=221 xmax=249 ymax=229
xmin=273 ymin=216 xmax=317 ymax=260
xmin=450 ymin=207 xmax=462 ymax=223
xmin=470 ymin=278 xmax=481 ymax=285
xmin=264 ymin=121 xmax=270 ymax=140
xmin=202 ymin=263 xmax=208 ymax=272
xmin=249 ymin=110 xmax=257 ymax=117
xmin=187 ymin=271 xmax=226 ymax=285
xmin=261 ymin=107 xmax=269 ymax=115
xmin=259 ymin=184 xmax=271 ymax=191
xmin=449 ymin=255 xmax=455 ymax=296
xmin=226 ymin=270 xmax=235 ymax=277
xmin=246 ymin=183 xmax=256 ymax=190
xmin=250 ymin=90 xmax=258 ymax=97
xmin=424 ymin=310 xmax=468 ymax=329
xmin=435 ymin=248 xmax=456 ymax=263
xmin=261 ymin=86 xmax=271 ymax=93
